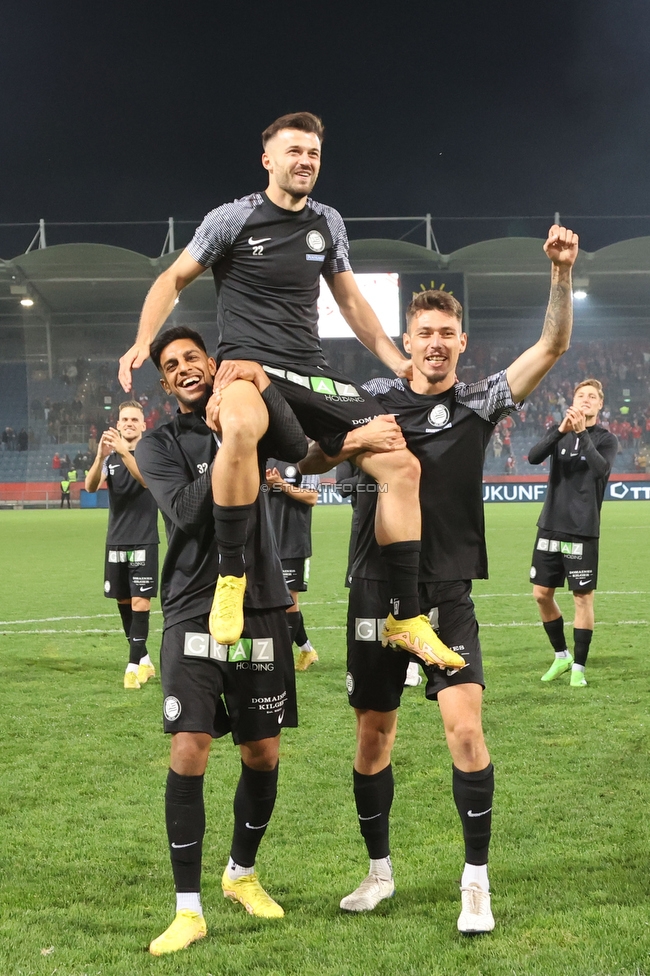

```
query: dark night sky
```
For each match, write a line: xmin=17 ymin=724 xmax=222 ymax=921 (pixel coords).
xmin=3 ymin=1 xmax=650 ymax=250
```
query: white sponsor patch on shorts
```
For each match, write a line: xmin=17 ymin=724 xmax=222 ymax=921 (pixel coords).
xmin=346 ymin=671 xmax=355 ymax=695
xmin=355 ymin=618 xmax=377 ymax=641
xmin=164 ymin=696 xmax=182 ymax=721
xmin=104 ymin=580 xmax=111 ymax=593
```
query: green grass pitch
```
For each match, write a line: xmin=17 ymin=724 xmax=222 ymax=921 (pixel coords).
xmin=0 ymin=502 xmax=648 ymax=976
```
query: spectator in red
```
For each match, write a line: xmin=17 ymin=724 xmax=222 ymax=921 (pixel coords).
xmin=644 ymin=415 xmax=650 ymax=445
xmin=52 ymin=453 xmax=61 ymax=471
xmin=631 ymin=422 xmax=642 ymax=445
xmin=620 ymin=421 xmax=631 ymax=447
xmin=505 ymin=455 xmax=516 ymax=474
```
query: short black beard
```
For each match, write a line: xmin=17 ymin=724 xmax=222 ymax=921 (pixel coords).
xmin=173 ymin=388 xmax=211 ymax=414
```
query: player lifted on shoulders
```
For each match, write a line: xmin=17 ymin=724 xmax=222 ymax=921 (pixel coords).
xmin=529 ymin=378 xmax=617 ymax=687
xmin=301 ymin=224 xmax=578 ymax=932
xmin=119 ymin=111 xmax=464 ymax=674
xmin=85 ymin=400 xmax=158 ymax=689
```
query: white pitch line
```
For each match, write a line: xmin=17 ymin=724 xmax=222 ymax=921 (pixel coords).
xmin=0 ymin=591 xmax=646 ymax=628
xmin=0 ymin=611 xmax=163 ymax=625
xmin=0 ymin=628 xmax=164 ymax=636
xmin=2 ymin=620 xmax=646 ymax=637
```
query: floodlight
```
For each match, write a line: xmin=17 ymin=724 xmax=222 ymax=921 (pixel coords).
xmin=573 ymin=290 xmax=587 ymax=300
xmin=20 ymin=298 xmax=34 ymax=307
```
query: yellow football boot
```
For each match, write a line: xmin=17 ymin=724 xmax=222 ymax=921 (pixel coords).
xmin=149 ymin=910 xmax=207 ymax=955
xmin=208 ymin=574 xmax=247 ymax=645
xmin=381 ymin=613 xmax=466 ymax=670
xmin=221 ymin=869 xmax=284 ymax=918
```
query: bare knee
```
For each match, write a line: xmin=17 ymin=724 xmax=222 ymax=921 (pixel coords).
xmin=219 ymin=381 xmax=268 ymax=443
xmin=355 ymin=710 xmax=397 ymax=774
xmin=533 ymin=585 xmax=556 ymax=610
xmin=170 ymin=732 xmax=212 ymax=776
xmin=240 ymin=736 xmax=280 ymax=772
xmin=446 ymin=720 xmax=488 ymax=770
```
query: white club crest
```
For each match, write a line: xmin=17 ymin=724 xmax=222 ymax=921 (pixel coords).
xmin=427 ymin=404 xmax=450 ymax=427
xmin=306 ymin=230 xmax=325 ymax=252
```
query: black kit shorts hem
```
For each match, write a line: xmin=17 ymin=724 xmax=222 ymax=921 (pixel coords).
xmin=262 ymin=362 xmax=389 ymax=457
xmin=160 ymin=608 xmax=297 ymax=745
xmin=104 ymin=544 xmax=159 ymax=601
xmin=346 ymin=578 xmax=485 ymax=712
xmin=529 ymin=531 xmax=599 ymax=591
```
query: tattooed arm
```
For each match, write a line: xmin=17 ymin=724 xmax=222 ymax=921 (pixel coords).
xmin=505 ymin=224 xmax=579 ymax=402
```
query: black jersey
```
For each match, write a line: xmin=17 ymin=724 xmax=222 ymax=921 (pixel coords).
xmin=102 ymin=451 xmax=158 ymax=546
xmin=135 ymin=385 xmax=307 ymax=629
xmin=187 ymin=192 xmax=351 ymax=368
xmin=351 ymin=371 xmax=519 ymax=583
xmin=528 ymin=424 xmax=618 ymax=538
xmin=266 ymin=458 xmax=320 ymax=560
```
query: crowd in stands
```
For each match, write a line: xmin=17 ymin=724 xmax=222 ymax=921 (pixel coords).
xmin=2 ymin=338 xmax=649 ymax=477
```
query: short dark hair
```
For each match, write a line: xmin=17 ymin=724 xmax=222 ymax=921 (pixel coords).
xmin=262 ymin=112 xmax=324 ymax=148
xmin=406 ymin=289 xmax=463 ymax=328
xmin=150 ymin=326 xmax=208 ymax=370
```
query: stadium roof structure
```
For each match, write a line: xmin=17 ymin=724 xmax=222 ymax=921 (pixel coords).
xmin=2 ymin=236 xmax=650 ymax=339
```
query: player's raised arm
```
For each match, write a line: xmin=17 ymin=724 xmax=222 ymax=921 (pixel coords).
xmin=325 ymin=271 xmax=412 ymax=379
xmin=506 ymin=225 xmax=579 ymax=402
xmin=84 ymin=432 xmax=112 ymax=492
xmin=118 ymin=250 xmax=207 ymax=392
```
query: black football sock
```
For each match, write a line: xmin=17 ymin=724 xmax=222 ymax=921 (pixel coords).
xmin=543 ymin=616 xmax=568 ymax=654
xmin=117 ymin=602 xmax=133 ymax=640
xmin=214 ymin=503 xmax=254 ymax=578
xmin=286 ymin=612 xmax=300 ymax=647
xmin=379 ymin=541 xmax=421 ymax=621
xmin=573 ymin=628 xmax=593 ymax=667
xmin=287 ymin=610 xmax=310 ymax=648
xmin=230 ymin=761 xmax=279 ymax=868
xmin=452 ymin=764 xmax=494 ymax=865
xmin=353 ymin=764 xmax=394 ymax=860
xmin=166 ymin=769 xmax=205 ymax=892
xmin=128 ymin=609 xmax=149 ymax=666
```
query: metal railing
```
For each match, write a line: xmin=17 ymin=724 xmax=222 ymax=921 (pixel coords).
xmin=4 ymin=213 xmax=650 ymax=258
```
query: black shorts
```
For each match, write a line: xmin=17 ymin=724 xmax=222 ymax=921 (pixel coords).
xmin=530 ymin=531 xmax=599 ymax=591
xmin=346 ymin=578 xmax=484 ymax=712
xmin=263 ymin=363 xmax=388 ymax=456
xmin=160 ymin=608 xmax=298 ymax=745
xmin=104 ymin=544 xmax=159 ymax=601
xmin=282 ymin=558 xmax=310 ymax=592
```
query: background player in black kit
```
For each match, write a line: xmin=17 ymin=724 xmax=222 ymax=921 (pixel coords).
xmin=84 ymin=400 xmax=158 ymax=689
xmin=136 ymin=326 xmax=306 ymax=956
xmin=266 ymin=457 xmax=320 ymax=671
xmin=302 ymin=225 xmax=578 ymax=932
xmin=119 ymin=111 xmax=464 ymax=674
xmin=529 ymin=378 xmax=618 ymax=687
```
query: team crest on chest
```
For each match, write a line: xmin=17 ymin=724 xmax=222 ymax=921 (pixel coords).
xmin=427 ymin=404 xmax=450 ymax=428
xmin=284 ymin=465 xmax=297 ymax=480
xmin=306 ymin=230 xmax=325 ymax=252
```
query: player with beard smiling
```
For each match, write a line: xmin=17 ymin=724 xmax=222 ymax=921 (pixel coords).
xmin=119 ymin=110 xmax=465 ymax=680
xmin=135 ymin=326 xmax=306 ymax=956
xmin=300 ymin=225 xmax=578 ymax=932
